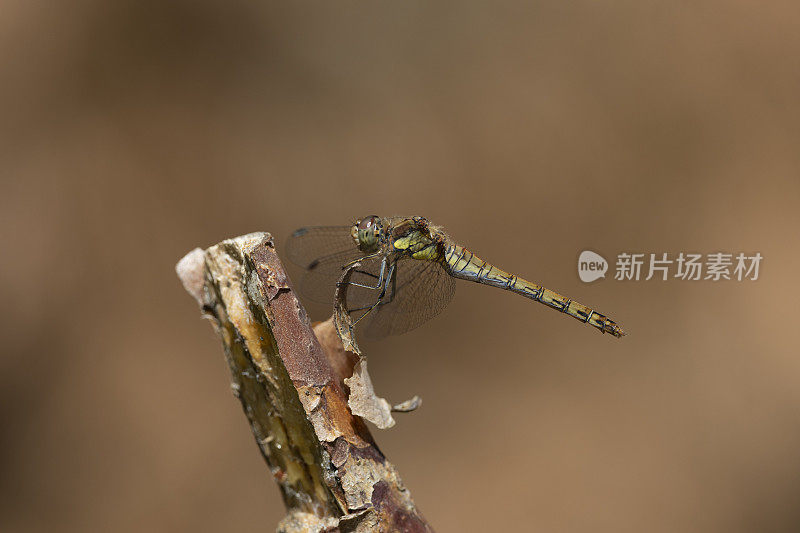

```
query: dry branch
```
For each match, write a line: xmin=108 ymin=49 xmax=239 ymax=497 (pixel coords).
xmin=176 ymin=233 xmax=432 ymax=533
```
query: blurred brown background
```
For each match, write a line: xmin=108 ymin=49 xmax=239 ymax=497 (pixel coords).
xmin=2 ymin=1 xmax=799 ymax=532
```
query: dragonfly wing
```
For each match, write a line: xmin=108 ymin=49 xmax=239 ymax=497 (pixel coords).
xmin=285 ymin=225 xmax=356 ymax=269
xmin=284 ymin=226 xmax=361 ymax=304
xmin=357 ymin=258 xmax=456 ymax=338
xmin=285 ymin=225 xmax=456 ymax=335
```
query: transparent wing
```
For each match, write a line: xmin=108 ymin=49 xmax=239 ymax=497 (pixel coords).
xmin=284 ymin=226 xmax=362 ymax=304
xmin=285 ymin=226 xmax=456 ymax=336
xmin=285 ymin=225 xmax=356 ymax=269
xmin=347 ymin=258 xmax=456 ymax=338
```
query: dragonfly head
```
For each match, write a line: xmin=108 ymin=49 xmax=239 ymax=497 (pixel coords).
xmin=353 ymin=215 xmax=384 ymax=253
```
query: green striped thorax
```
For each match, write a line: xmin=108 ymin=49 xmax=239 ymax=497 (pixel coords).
xmin=393 ymin=228 xmax=442 ymax=261
xmin=352 ymin=215 xmax=444 ymax=261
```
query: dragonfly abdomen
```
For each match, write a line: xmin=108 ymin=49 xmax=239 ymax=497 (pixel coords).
xmin=443 ymin=244 xmax=625 ymax=337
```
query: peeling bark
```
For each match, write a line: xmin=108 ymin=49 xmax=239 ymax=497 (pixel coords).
xmin=176 ymin=233 xmax=432 ymax=533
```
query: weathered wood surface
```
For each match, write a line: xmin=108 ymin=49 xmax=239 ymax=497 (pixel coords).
xmin=176 ymin=233 xmax=432 ymax=533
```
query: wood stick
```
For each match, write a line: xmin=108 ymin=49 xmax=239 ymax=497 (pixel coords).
xmin=176 ymin=232 xmax=432 ymax=532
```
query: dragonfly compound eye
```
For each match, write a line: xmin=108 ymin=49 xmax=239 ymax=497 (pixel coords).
xmin=358 ymin=215 xmax=380 ymax=231
xmin=356 ymin=215 xmax=381 ymax=251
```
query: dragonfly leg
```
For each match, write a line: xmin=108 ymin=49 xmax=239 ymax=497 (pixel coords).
xmin=347 ymin=264 xmax=398 ymax=313
xmin=380 ymin=266 xmax=398 ymax=305
xmin=342 ymin=252 xmax=383 ymax=271
xmin=343 ymin=256 xmax=388 ymax=290
xmin=351 ymin=269 xmax=379 ymax=280
xmin=351 ymin=262 xmax=396 ymax=326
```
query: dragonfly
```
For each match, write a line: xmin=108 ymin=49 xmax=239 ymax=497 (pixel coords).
xmin=285 ymin=215 xmax=625 ymax=339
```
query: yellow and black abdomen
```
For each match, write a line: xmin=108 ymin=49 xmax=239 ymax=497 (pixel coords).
xmin=443 ymin=244 xmax=625 ymax=337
